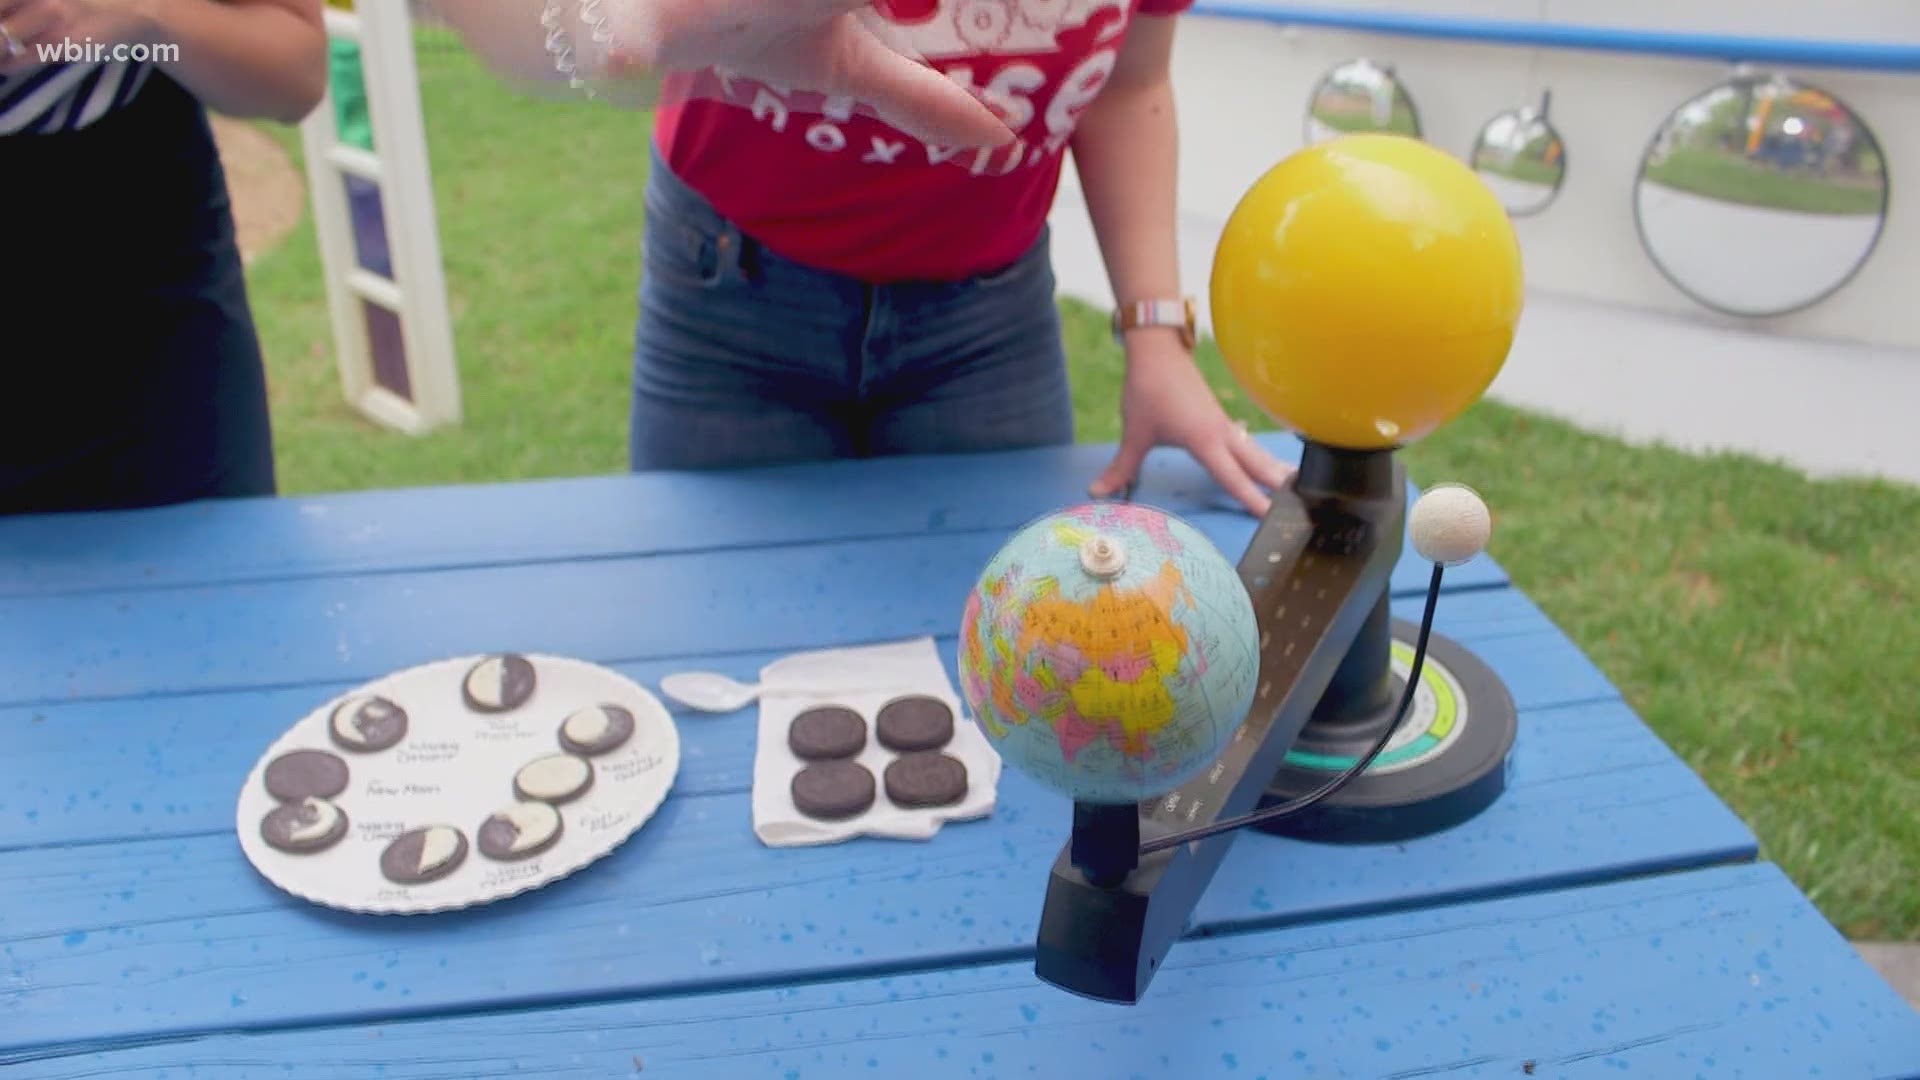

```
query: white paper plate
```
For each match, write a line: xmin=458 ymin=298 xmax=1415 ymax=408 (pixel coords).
xmin=236 ymin=653 xmax=679 ymax=915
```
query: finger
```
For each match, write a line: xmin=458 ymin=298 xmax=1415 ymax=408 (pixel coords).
xmin=0 ymin=1 xmax=57 ymax=70
xmin=826 ymin=23 xmax=1013 ymax=148
xmin=1088 ymin=436 xmax=1152 ymax=500
xmin=1228 ymin=425 xmax=1296 ymax=490
xmin=1196 ymin=439 xmax=1272 ymax=517
xmin=12 ymin=1 xmax=62 ymax=42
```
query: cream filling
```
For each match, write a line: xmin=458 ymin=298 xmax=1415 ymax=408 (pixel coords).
xmin=288 ymin=798 xmax=341 ymax=843
xmin=498 ymin=801 xmax=561 ymax=853
xmin=464 ymin=659 xmax=507 ymax=707
xmin=562 ymin=705 xmax=612 ymax=746
xmin=415 ymin=826 xmax=463 ymax=875
xmin=517 ymin=754 xmax=589 ymax=799
xmin=331 ymin=695 xmax=376 ymax=745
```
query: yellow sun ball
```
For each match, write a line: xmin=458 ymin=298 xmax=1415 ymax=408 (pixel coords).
xmin=1210 ymin=134 xmax=1525 ymax=450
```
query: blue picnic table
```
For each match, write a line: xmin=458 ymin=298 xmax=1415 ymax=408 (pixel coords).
xmin=4 ymin=433 xmax=1917 ymax=1077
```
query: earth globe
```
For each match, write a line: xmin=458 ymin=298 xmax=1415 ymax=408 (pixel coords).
xmin=957 ymin=502 xmax=1259 ymax=805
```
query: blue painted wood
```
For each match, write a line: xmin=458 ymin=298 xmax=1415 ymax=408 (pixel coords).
xmin=0 ymin=517 xmax=1501 ymax=707
xmin=15 ymin=864 xmax=1918 ymax=1078
xmin=0 ymin=588 xmax=1615 ymax=852
xmin=0 ymin=618 xmax=1753 ymax=1057
xmin=0 ymin=437 xmax=1506 ymax=598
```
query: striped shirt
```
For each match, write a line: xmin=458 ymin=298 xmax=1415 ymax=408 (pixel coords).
xmin=0 ymin=60 xmax=153 ymax=135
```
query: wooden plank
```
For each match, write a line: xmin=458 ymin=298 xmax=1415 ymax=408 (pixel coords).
xmin=0 ymin=516 xmax=1503 ymax=707
xmin=0 ymin=437 xmax=1506 ymax=597
xmin=0 ymin=592 xmax=1612 ymax=846
xmin=0 ymin=588 xmax=1613 ymax=852
xmin=14 ymin=865 xmax=1918 ymax=1078
xmin=0 ymin=617 xmax=1752 ymax=1056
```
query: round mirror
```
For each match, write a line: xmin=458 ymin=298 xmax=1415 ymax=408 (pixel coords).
xmin=1635 ymin=73 xmax=1888 ymax=317
xmin=1305 ymin=59 xmax=1421 ymax=144
xmin=1470 ymin=91 xmax=1566 ymax=216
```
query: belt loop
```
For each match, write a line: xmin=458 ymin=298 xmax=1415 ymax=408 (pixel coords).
xmin=716 ymin=222 xmax=759 ymax=283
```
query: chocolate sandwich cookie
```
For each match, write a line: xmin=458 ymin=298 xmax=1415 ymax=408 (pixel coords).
xmin=558 ymin=703 xmax=635 ymax=757
xmin=328 ymin=693 xmax=409 ymax=753
xmin=260 ymin=797 xmax=350 ymax=854
xmin=875 ymin=695 xmax=955 ymax=753
xmin=379 ymin=825 xmax=468 ymax=885
xmin=477 ymin=801 xmax=564 ymax=862
xmin=790 ymin=760 xmax=876 ymax=821
xmin=787 ymin=705 xmax=867 ymax=761
xmin=461 ymin=653 xmax=537 ymax=713
xmin=884 ymin=752 xmax=969 ymax=809
xmin=513 ymin=753 xmax=594 ymax=804
xmin=262 ymin=748 xmax=350 ymax=802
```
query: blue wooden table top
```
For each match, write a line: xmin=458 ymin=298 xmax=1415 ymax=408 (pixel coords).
xmin=4 ymin=434 xmax=1917 ymax=1077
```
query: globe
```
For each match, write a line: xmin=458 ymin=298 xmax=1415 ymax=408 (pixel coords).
xmin=957 ymin=502 xmax=1260 ymax=804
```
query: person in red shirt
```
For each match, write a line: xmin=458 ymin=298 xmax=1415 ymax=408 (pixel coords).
xmin=444 ymin=0 xmax=1292 ymax=514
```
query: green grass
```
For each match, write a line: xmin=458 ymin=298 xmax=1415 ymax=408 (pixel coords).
xmin=244 ymin=37 xmax=1918 ymax=940
xmin=1643 ymin=146 xmax=1886 ymax=216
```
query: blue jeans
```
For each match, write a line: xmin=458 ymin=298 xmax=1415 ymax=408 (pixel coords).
xmin=629 ymin=153 xmax=1075 ymax=471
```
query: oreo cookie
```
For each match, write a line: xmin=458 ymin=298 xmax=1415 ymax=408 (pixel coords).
xmin=379 ymin=825 xmax=468 ymax=885
xmin=790 ymin=760 xmax=876 ymax=821
xmin=514 ymin=753 xmax=594 ymax=804
xmin=477 ymin=801 xmax=564 ymax=862
xmin=875 ymin=695 xmax=954 ymax=753
xmin=329 ymin=693 xmax=409 ymax=752
xmin=883 ymin=752 xmax=969 ymax=808
xmin=462 ymin=653 xmax=537 ymax=713
xmin=787 ymin=706 xmax=866 ymax=761
xmin=263 ymin=749 xmax=350 ymax=802
xmin=558 ymin=703 xmax=635 ymax=757
xmin=260 ymin=797 xmax=350 ymax=854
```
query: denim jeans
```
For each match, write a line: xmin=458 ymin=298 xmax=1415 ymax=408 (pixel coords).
xmin=629 ymin=152 xmax=1076 ymax=471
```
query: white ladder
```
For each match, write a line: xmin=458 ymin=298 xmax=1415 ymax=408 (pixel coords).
xmin=301 ymin=1 xmax=461 ymax=433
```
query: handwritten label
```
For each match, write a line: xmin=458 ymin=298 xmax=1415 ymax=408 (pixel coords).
xmin=605 ymin=754 xmax=664 ymax=783
xmin=473 ymin=719 xmax=532 ymax=743
xmin=397 ymin=741 xmax=460 ymax=765
xmin=581 ymin=810 xmax=631 ymax=835
xmin=478 ymin=862 xmax=543 ymax=890
xmin=357 ymin=820 xmax=406 ymax=841
xmin=366 ymin=780 xmax=442 ymax=799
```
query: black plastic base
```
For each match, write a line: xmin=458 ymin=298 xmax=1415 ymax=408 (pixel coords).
xmin=1255 ymin=617 xmax=1516 ymax=844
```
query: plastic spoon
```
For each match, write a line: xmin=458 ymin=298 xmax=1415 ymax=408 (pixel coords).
xmin=659 ymin=671 xmax=762 ymax=713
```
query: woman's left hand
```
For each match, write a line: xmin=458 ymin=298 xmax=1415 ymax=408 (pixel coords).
xmin=1088 ymin=332 xmax=1295 ymax=517
xmin=0 ymin=0 xmax=152 ymax=74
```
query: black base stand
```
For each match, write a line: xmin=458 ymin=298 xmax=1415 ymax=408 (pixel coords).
xmin=1255 ymin=610 xmax=1517 ymax=844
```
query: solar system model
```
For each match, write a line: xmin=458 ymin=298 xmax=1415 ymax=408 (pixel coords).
xmin=958 ymin=133 xmax=1526 ymax=1004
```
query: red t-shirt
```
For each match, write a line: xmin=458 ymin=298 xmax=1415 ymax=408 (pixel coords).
xmin=651 ymin=0 xmax=1192 ymax=283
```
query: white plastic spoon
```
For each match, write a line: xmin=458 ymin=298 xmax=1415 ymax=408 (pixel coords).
xmin=659 ymin=671 xmax=762 ymax=713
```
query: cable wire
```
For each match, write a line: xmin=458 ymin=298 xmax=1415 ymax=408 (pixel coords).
xmin=1137 ymin=562 xmax=1446 ymax=855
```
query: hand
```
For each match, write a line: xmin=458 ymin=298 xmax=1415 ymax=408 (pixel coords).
xmin=1088 ymin=332 xmax=1295 ymax=516
xmin=603 ymin=0 xmax=1012 ymax=148
xmin=0 ymin=0 xmax=152 ymax=74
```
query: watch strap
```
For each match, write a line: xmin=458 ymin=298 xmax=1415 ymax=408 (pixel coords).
xmin=1113 ymin=297 xmax=1196 ymax=347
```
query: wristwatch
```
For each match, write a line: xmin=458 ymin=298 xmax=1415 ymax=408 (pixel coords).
xmin=1112 ymin=297 xmax=1197 ymax=349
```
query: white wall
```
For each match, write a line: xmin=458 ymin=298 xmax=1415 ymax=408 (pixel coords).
xmin=1060 ymin=0 xmax=1920 ymax=349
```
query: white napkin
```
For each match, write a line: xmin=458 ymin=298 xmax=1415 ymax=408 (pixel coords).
xmin=751 ymin=637 xmax=1001 ymax=847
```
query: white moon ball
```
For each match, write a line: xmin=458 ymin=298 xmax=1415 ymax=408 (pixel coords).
xmin=1409 ymin=483 xmax=1492 ymax=566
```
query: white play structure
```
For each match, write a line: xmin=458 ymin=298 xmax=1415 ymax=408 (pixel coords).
xmin=302 ymin=1 xmax=460 ymax=434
